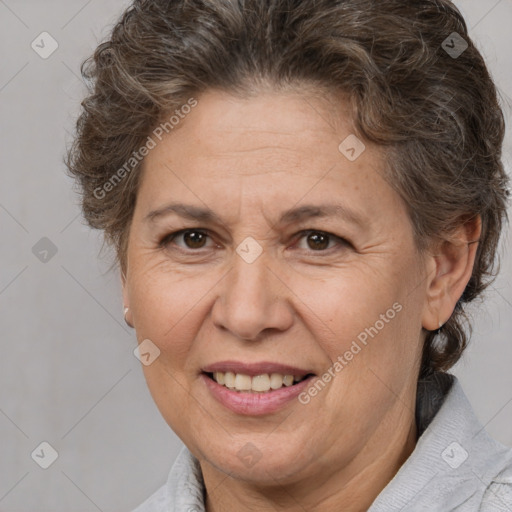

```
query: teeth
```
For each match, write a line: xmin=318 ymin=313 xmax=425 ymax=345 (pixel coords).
xmin=210 ymin=372 xmax=307 ymax=392
xmin=252 ymin=374 xmax=271 ymax=392
xmin=234 ymin=373 xmax=252 ymax=391
xmin=213 ymin=372 xmax=225 ymax=385
xmin=270 ymin=373 xmax=284 ymax=390
xmin=283 ymin=374 xmax=294 ymax=386
xmin=224 ymin=371 xmax=236 ymax=389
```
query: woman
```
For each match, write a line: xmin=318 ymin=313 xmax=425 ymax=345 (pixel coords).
xmin=66 ymin=0 xmax=512 ymax=510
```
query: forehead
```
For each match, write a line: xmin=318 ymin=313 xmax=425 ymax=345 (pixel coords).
xmin=168 ymin=88 xmax=353 ymax=158
xmin=136 ymin=89 xmax=403 ymax=229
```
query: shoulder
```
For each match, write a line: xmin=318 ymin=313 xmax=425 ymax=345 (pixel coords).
xmin=130 ymin=445 xmax=205 ymax=512
xmin=480 ymin=459 xmax=512 ymax=511
xmin=369 ymin=375 xmax=512 ymax=511
xmin=131 ymin=484 xmax=168 ymax=512
xmin=442 ymin=379 xmax=512 ymax=511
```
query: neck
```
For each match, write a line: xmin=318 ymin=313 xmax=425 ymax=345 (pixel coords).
xmin=201 ymin=408 xmax=417 ymax=512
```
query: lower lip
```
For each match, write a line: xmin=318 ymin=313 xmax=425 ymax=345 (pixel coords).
xmin=201 ymin=373 xmax=315 ymax=415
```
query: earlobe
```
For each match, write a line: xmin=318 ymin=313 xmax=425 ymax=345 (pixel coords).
xmin=123 ymin=306 xmax=134 ymax=328
xmin=421 ymin=216 xmax=482 ymax=331
xmin=121 ymin=269 xmax=134 ymax=328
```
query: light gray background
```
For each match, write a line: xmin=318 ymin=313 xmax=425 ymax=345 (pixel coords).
xmin=0 ymin=0 xmax=511 ymax=510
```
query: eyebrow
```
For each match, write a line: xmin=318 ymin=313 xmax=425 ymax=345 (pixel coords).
xmin=144 ymin=202 xmax=366 ymax=228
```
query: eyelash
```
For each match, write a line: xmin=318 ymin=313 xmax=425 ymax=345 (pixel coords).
xmin=159 ymin=228 xmax=350 ymax=255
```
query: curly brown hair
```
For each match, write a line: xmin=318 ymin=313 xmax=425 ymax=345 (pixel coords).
xmin=65 ymin=0 xmax=509 ymax=378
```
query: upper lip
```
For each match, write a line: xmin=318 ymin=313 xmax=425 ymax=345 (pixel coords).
xmin=202 ymin=361 xmax=314 ymax=377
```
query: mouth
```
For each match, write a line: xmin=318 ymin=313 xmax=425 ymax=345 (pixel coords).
xmin=201 ymin=361 xmax=317 ymax=415
xmin=203 ymin=371 xmax=315 ymax=393
xmin=201 ymin=361 xmax=316 ymax=395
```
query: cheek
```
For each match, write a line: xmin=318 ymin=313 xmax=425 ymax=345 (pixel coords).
xmin=306 ymin=259 xmax=423 ymax=391
xmin=129 ymin=266 xmax=208 ymax=430
xmin=297 ymin=269 xmax=405 ymax=355
xmin=128 ymin=259 xmax=212 ymax=339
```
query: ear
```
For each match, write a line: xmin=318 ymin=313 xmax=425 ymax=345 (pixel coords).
xmin=121 ymin=267 xmax=134 ymax=327
xmin=422 ymin=215 xmax=482 ymax=330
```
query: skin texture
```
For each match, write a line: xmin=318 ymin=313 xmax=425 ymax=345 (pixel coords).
xmin=122 ymin=88 xmax=480 ymax=511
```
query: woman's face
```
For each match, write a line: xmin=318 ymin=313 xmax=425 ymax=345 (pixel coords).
xmin=123 ymin=88 xmax=431 ymax=486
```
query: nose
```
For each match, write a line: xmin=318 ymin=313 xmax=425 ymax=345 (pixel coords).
xmin=211 ymin=251 xmax=294 ymax=341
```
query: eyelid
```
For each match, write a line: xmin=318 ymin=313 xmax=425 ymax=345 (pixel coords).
xmin=160 ymin=228 xmax=350 ymax=254
xmin=293 ymin=230 xmax=347 ymax=252
xmin=159 ymin=228 xmax=214 ymax=249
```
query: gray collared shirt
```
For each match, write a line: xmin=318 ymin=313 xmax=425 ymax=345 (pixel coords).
xmin=133 ymin=374 xmax=512 ymax=511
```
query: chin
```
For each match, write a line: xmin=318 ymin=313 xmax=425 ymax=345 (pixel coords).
xmin=199 ymin=438 xmax=316 ymax=485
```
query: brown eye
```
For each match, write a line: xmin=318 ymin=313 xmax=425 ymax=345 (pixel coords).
xmin=161 ymin=229 xmax=212 ymax=250
xmin=181 ymin=230 xmax=208 ymax=249
xmin=305 ymin=232 xmax=331 ymax=251
xmin=295 ymin=230 xmax=341 ymax=252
